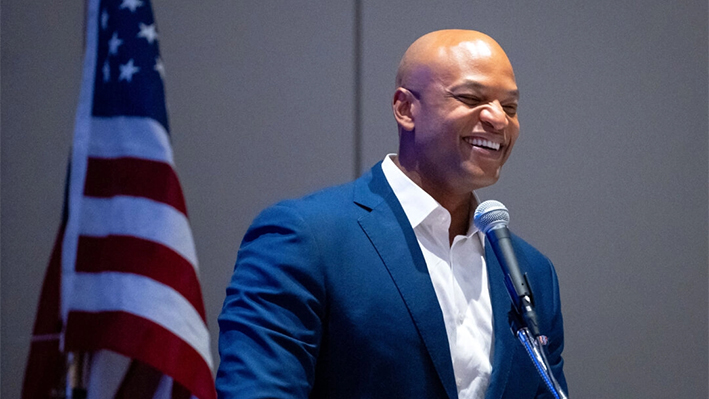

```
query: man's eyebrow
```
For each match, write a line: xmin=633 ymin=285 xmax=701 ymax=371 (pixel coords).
xmin=450 ymin=80 xmax=520 ymax=99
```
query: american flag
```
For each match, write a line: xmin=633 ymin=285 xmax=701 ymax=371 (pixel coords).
xmin=22 ymin=0 xmax=216 ymax=398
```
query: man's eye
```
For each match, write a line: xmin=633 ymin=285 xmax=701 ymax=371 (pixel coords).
xmin=503 ymin=105 xmax=518 ymax=116
xmin=455 ymin=95 xmax=481 ymax=105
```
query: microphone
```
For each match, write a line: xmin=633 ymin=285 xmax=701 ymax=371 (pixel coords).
xmin=474 ymin=200 xmax=541 ymax=337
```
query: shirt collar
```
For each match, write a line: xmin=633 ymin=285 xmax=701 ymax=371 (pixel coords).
xmin=381 ymin=154 xmax=483 ymax=241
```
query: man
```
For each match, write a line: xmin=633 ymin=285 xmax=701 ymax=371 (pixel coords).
xmin=217 ymin=30 xmax=566 ymax=399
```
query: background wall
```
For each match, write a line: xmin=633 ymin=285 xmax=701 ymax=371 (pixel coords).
xmin=2 ymin=1 xmax=707 ymax=398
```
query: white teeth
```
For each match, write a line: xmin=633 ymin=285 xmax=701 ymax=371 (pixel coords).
xmin=467 ymin=137 xmax=500 ymax=151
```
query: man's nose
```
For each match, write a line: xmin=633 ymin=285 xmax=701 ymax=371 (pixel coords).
xmin=479 ymin=100 xmax=508 ymax=132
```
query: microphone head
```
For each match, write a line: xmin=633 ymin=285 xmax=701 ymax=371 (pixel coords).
xmin=473 ymin=200 xmax=509 ymax=233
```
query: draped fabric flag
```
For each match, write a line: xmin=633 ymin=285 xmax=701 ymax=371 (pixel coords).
xmin=22 ymin=0 xmax=216 ymax=398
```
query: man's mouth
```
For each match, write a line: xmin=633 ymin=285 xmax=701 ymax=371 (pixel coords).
xmin=464 ymin=137 xmax=501 ymax=151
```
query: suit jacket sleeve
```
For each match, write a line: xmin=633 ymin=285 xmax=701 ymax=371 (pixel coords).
xmin=216 ymin=203 xmax=325 ymax=399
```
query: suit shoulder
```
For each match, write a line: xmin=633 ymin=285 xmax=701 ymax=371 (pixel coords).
xmin=509 ymin=233 xmax=544 ymax=255
xmin=509 ymin=233 xmax=554 ymax=272
xmin=247 ymin=178 xmax=364 ymax=235
xmin=276 ymin=179 xmax=357 ymax=216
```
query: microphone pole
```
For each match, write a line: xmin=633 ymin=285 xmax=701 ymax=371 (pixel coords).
xmin=474 ymin=200 xmax=568 ymax=399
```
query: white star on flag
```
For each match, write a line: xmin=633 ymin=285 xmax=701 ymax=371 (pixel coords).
xmin=119 ymin=59 xmax=140 ymax=82
xmin=103 ymin=60 xmax=111 ymax=82
xmin=138 ymin=23 xmax=158 ymax=44
xmin=108 ymin=32 xmax=123 ymax=55
xmin=154 ymin=57 xmax=165 ymax=79
xmin=101 ymin=10 xmax=109 ymax=30
xmin=119 ymin=0 xmax=144 ymax=13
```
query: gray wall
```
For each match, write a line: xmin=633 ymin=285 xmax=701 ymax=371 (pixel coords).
xmin=2 ymin=1 xmax=707 ymax=398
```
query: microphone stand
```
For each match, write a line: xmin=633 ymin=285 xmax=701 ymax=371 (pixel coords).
xmin=502 ymin=280 xmax=568 ymax=399
xmin=505 ymin=288 xmax=567 ymax=398
xmin=475 ymin=201 xmax=568 ymax=398
xmin=488 ymin=228 xmax=568 ymax=398
xmin=516 ymin=325 xmax=567 ymax=399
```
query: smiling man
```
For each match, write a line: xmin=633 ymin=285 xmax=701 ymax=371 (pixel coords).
xmin=217 ymin=30 xmax=566 ymax=399
xmin=392 ymin=30 xmax=520 ymax=244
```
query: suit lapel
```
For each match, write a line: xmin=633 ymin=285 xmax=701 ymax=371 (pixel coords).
xmin=484 ymin=240 xmax=528 ymax=399
xmin=353 ymin=164 xmax=458 ymax=399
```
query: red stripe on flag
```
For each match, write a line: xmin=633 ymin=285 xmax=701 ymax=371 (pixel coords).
xmin=84 ymin=157 xmax=187 ymax=215
xmin=115 ymin=360 xmax=193 ymax=399
xmin=115 ymin=360 xmax=163 ymax=399
xmin=171 ymin=381 xmax=192 ymax=399
xmin=22 ymin=225 xmax=65 ymax=399
xmin=65 ymin=311 xmax=216 ymax=399
xmin=75 ymin=235 xmax=207 ymax=321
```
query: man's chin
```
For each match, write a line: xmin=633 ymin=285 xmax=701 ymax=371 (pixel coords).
xmin=464 ymin=168 xmax=501 ymax=191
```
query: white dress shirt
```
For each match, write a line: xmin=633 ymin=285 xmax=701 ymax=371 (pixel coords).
xmin=381 ymin=155 xmax=494 ymax=399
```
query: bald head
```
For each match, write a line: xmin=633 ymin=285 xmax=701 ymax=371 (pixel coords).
xmin=391 ymin=29 xmax=521 ymax=202
xmin=395 ymin=30 xmax=514 ymax=91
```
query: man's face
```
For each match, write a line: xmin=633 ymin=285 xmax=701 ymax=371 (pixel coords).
xmin=404 ymin=39 xmax=520 ymax=194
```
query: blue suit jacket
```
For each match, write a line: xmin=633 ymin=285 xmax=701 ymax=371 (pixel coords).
xmin=217 ymin=163 xmax=566 ymax=398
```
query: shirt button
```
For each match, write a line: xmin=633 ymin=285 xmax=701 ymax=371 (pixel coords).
xmin=457 ymin=314 xmax=465 ymax=324
xmin=456 ymin=377 xmax=463 ymax=386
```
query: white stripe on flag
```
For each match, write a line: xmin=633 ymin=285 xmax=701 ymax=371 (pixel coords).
xmin=154 ymin=375 xmax=174 ymax=399
xmin=79 ymin=196 xmax=198 ymax=269
xmin=85 ymin=350 xmax=132 ymax=399
xmin=89 ymin=117 xmax=174 ymax=164
xmin=69 ymin=272 xmax=213 ymax=371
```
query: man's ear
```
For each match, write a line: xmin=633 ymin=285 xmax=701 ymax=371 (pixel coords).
xmin=392 ymin=87 xmax=416 ymax=131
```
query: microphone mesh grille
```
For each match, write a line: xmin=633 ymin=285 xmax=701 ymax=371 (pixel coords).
xmin=473 ymin=200 xmax=509 ymax=233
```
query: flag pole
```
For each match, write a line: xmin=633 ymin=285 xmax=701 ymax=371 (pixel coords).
xmin=67 ymin=352 xmax=89 ymax=399
xmin=64 ymin=1 xmax=90 ymax=397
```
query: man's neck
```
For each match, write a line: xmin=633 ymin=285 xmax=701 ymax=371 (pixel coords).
xmin=445 ymin=195 xmax=474 ymax=243
xmin=392 ymin=155 xmax=476 ymax=245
